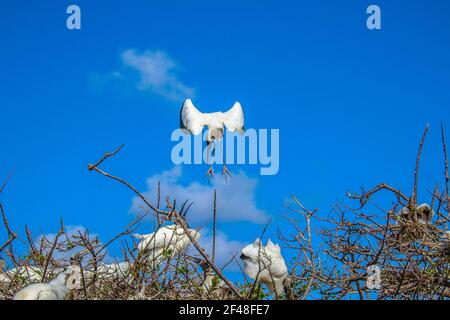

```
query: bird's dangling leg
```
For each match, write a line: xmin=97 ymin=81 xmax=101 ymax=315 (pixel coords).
xmin=205 ymin=165 xmax=215 ymax=184
xmin=219 ymin=139 xmax=232 ymax=182
xmin=222 ymin=165 xmax=231 ymax=182
xmin=205 ymin=141 xmax=215 ymax=184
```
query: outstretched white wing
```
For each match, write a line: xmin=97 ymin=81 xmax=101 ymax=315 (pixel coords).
xmin=223 ymin=102 xmax=244 ymax=133
xmin=180 ymin=99 xmax=208 ymax=135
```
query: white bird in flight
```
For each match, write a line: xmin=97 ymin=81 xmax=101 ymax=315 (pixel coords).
xmin=13 ymin=272 xmax=70 ymax=300
xmin=133 ymin=224 xmax=200 ymax=265
xmin=240 ymin=238 xmax=288 ymax=297
xmin=179 ymin=99 xmax=244 ymax=181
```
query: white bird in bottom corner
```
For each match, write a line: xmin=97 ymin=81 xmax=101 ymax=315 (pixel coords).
xmin=133 ymin=224 xmax=200 ymax=265
xmin=240 ymin=238 xmax=288 ymax=297
xmin=13 ymin=272 xmax=69 ymax=300
xmin=179 ymin=99 xmax=244 ymax=181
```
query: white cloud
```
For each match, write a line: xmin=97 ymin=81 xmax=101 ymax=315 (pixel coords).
xmin=121 ymin=49 xmax=194 ymax=101
xmin=199 ymin=229 xmax=244 ymax=272
xmin=130 ymin=166 xmax=269 ymax=224
xmin=36 ymin=225 xmax=112 ymax=264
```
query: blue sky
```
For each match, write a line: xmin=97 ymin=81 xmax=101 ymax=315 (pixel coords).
xmin=1 ymin=0 xmax=450 ymax=278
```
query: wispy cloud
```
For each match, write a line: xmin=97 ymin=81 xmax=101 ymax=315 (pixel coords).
xmin=130 ymin=166 xmax=269 ymax=224
xmin=120 ymin=49 xmax=194 ymax=101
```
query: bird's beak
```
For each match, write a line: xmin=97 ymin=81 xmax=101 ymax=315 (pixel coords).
xmin=240 ymin=253 xmax=248 ymax=260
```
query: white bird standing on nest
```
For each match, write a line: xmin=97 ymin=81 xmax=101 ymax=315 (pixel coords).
xmin=399 ymin=203 xmax=435 ymax=224
xmin=70 ymin=249 xmax=131 ymax=282
xmin=240 ymin=238 xmax=288 ymax=297
xmin=13 ymin=271 xmax=70 ymax=300
xmin=133 ymin=224 xmax=200 ymax=265
xmin=76 ymin=261 xmax=132 ymax=284
xmin=95 ymin=261 xmax=131 ymax=278
xmin=179 ymin=99 xmax=245 ymax=181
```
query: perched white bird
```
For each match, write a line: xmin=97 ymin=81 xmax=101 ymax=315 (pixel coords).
xmin=134 ymin=224 xmax=200 ymax=265
xmin=240 ymin=238 xmax=288 ymax=297
xmin=179 ymin=99 xmax=244 ymax=179
xmin=78 ymin=261 xmax=132 ymax=283
xmin=13 ymin=272 xmax=69 ymax=300
xmin=62 ymin=261 xmax=132 ymax=291
xmin=69 ymin=249 xmax=131 ymax=283
xmin=96 ymin=261 xmax=131 ymax=278
xmin=399 ymin=203 xmax=434 ymax=224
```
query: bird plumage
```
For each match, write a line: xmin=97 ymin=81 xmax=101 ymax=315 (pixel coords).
xmin=13 ymin=272 xmax=69 ymax=300
xmin=79 ymin=261 xmax=132 ymax=282
xmin=179 ymin=99 xmax=244 ymax=142
xmin=134 ymin=224 xmax=200 ymax=264
xmin=240 ymin=238 xmax=288 ymax=297
xmin=399 ymin=203 xmax=434 ymax=224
